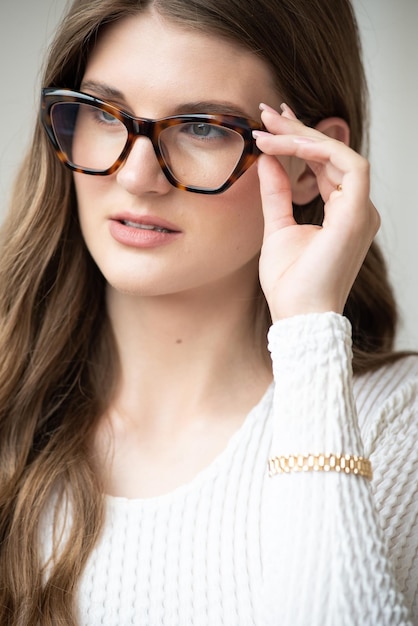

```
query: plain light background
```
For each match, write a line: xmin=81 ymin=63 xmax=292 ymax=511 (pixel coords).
xmin=0 ymin=0 xmax=417 ymax=348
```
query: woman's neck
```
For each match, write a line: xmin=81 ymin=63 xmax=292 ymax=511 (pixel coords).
xmin=93 ymin=282 xmax=272 ymax=499
xmin=105 ymin=282 xmax=272 ymax=430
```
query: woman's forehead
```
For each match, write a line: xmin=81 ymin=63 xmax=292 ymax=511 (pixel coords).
xmin=82 ymin=10 xmax=280 ymax=120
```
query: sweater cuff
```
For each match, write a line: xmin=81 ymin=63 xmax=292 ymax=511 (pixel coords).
xmin=267 ymin=311 xmax=352 ymax=359
xmin=267 ymin=312 xmax=363 ymax=457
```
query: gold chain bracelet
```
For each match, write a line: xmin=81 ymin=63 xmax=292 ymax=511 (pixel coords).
xmin=268 ymin=453 xmax=373 ymax=480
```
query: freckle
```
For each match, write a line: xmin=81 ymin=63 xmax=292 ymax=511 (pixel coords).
xmin=176 ymin=339 xmax=183 ymax=344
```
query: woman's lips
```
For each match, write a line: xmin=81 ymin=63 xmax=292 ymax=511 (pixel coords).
xmin=109 ymin=213 xmax=182 ymax=248
xmin=121 ymin=220 xmax=172 ymax=233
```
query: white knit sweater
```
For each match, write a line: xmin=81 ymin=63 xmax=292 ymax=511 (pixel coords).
xmin=44 ymin=313 xmax=418 ymax=625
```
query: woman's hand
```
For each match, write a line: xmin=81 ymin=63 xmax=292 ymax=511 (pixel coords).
xmin=254 ymin=103 xmax=380 ymax=322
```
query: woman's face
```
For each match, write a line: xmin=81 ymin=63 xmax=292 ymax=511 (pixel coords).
xmin=74 ymin=9 xmax=286 ymax=300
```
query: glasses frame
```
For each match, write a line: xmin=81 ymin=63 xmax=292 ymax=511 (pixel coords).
xmin=40 ymin=88 xmax=263 ymax=194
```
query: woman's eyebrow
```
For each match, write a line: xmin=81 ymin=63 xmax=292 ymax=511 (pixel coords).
xmin=79 ymin=80 xmax=254 ymax=119
xmin=80 ymin=80 xmax=125 ymax=101
xmin=170 ymin=101 xmax=253 ymax=118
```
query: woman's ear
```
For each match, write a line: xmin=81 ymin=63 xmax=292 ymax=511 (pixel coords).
xmin=290 ymin=117 xmax=350 ymax=205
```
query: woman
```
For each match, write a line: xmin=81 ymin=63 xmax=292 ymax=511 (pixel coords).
xmin=0 ymin=0 xmax=417 ymax=624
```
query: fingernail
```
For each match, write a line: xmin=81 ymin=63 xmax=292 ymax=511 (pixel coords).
xmin=252 ymin=130 xmax=270 ymax=139
xmin=280 ymin=102 xmax=298 ymax=119
xmin=259 ymin=102 xmax=279 ymax=114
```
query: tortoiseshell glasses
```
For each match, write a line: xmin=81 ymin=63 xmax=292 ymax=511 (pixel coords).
xmin=40 ymin=88 xmax=263 ymax=194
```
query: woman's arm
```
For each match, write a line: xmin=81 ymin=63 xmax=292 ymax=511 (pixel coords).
xmin=262 ymin=312 xmax=415 ymax=625
xmin=254 ymin=104 xmax=416 ymax=624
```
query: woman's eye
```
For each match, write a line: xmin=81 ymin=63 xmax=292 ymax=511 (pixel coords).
xmin=183 ymin=123 xmax=228 ymax=139
xmin=97 ymin=109 xmax=119 ymax=124
xmin=190 ymin=123 xmax=212 ymax=137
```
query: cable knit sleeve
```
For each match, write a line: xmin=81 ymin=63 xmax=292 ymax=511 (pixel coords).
xmin=261 ymin=312 xmax=415 ymax=626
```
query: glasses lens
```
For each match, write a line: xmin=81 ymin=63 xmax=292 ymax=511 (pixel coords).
xmin=50 ymin=102 xmax=128 ymax=172
xmin=159 ymin=122 xmax=245 ymax=189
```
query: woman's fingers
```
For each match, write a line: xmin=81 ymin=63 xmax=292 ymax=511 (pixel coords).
xmin=257 ymin=154 xmax=295 ymax=238
xmin=254 ymin=103 xmax=380 ymax=320
xmin=254 ymin=105 xmax=377 ymax=227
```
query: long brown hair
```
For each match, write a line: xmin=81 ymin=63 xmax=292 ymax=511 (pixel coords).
xmin=0 ymin=0 xmax=407 ymax=623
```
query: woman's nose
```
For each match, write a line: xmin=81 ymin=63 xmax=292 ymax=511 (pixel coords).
xmin=116 ymin=136 xmax=172 ymax=196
